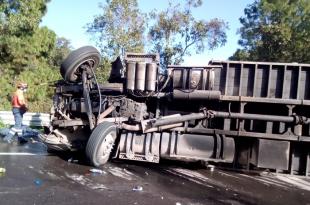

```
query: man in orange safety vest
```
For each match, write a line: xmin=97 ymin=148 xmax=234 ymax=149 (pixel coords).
xmin=4 ymin=82 xmax=28 ymax=143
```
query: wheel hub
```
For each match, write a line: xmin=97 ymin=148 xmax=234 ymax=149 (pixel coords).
xmin=99 ymin=133 xmax=115 ymax=160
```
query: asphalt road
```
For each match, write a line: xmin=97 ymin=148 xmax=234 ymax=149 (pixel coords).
xmin=0 ymin=141 xmax=309 ymax=205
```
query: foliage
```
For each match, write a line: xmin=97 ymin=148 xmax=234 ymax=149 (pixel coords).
xmin=87 ymin=0 xmax=228 ymax=69
xmin=87 ymin=0 xmax=145 ymax=60
xmin=17 ymin=63 xmax=60 ymax=112
xmin=0 ymin=74 xmax=15 ymax=111
xmin=0 ymin=118 xmax=7 ymax=129
xmin=95 ymin=57 xmax=113 ymax=84
xmin=50 ymin=37 xmax=72 ymax=66
xmin=0 ymin=0 xmax=49 ymax=34
xmin=0 ymin=63 xmax=60 ymax=113
xmin=148 ymin=0 xmax=228 ymax=67
xmin=0 ymin=0 xmax=55 ymax=74
xmin=230 ymin=0 xmax=310 ymax=63
xmin=0 ymin=0 xmax=67 ymax=113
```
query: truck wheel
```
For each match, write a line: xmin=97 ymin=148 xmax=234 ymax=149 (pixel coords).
xmin=86 ymin=122 xmax=117 ymax=167
xmin=60 ymin=46 xmax=101 ymax=82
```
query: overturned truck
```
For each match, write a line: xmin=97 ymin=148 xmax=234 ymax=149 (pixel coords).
xmin=41 ymin=46 xmax=310 ymax=176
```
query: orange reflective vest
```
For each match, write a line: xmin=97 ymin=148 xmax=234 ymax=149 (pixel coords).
xmin=11 ymin=90 xmax=26 ymax=108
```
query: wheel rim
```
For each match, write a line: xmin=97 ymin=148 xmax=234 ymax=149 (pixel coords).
xmin=97 ymin=132 xmax=115 ymax=163
xmin=68 ymin=59 xmax=96 ymax=81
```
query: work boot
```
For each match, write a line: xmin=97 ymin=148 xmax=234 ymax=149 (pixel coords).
xmin=3 ymin=135 xmax=15 ymax=143
xmin=3 ymin=127 xmax=18 ymax=143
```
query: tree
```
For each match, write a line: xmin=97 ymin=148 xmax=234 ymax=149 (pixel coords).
xmin=51 ymin=37 xmax=72 ymax=66
xmin=87 ymin=0 xmax=228 ymax=68
xmin=0 ymin=0 xmax=61 ymax=112
xmin=0 ymin=0 xmax=49 ymax=35
xmin=15 ymin=64 xmax=61 ymax=112
xmin=87 ymin=0 xmax=145 ymax=60
xmin=148 ymin=0 xmax=228 ymax=67
xmin=230 ymin=0 xmax=310 ymax=63
xmin=0 ymin=0 xmax=56 ymax=74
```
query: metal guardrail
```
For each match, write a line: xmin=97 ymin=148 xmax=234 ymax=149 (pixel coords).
xmin=0 ymin=111 xmax=51 ymax=127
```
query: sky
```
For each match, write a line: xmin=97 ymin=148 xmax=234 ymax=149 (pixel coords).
xmin=41 ymin=0 xmax=254 ymax=65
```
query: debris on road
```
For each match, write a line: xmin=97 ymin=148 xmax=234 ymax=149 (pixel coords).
xmin=92 ymin=184 xmax=106 ymax=190
xmin=34 ymin=178 xmax=42 ymax=186
xmin=66 ymin=173 xmax=107 ymax=190
xmin=1 ymin=137 xmax=310 ymax=205
xmin=0 ymin=126 xmax=41 ymax=144
xmin=0 ymin=167 xmax=6 ymax=173
xmin=207 ymin=165 xmax=215 ymax=172
xmin=0 ymin=167 xmax=6 ymax=177
xmin=89 ymin=168 xmax=106 ymax=175
xmin=68 ymin=158 xmax=78 ymax=163
xmin=132 ymin=186 xmax=143 ymax=192
xmin=108 ymin=167 xmax=135 ymax=180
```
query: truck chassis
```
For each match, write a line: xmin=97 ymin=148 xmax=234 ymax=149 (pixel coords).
xmin=41 ymin=46 xmax=310 ymax=176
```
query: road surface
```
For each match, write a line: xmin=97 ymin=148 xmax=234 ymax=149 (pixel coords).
xmin=0 ymin=141 xmax=309 ymax=205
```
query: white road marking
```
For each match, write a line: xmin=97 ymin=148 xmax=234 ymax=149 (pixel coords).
xmin=0 ymin=152 xmax=49 ymax=156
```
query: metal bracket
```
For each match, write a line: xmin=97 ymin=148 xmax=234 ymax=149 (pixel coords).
xmin=82 ymin=71 xmax=94 ymax=130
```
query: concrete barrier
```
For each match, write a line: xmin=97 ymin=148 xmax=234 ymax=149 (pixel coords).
xmin=0 ymin=111 xmax=50 ymax=127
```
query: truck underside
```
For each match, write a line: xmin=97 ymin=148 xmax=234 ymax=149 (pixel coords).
xmin=41 ymin=46 xmax=310 ymax=176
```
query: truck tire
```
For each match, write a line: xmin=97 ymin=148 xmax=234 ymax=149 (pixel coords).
xmin=60 ymin=46 xmax=101 ymax=82
xmin=86 ymin=122 xmax=117 ymax=167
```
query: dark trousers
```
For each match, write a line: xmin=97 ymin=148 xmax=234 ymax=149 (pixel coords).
xmin=12 ymin=107 xmax=25 ymax=129
xmin=4 ymin=107 xmax=25 ymax=141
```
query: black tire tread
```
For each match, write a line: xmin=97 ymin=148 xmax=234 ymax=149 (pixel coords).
xmin=86 ymin=122 xmax=116 ymax=167
xmin=60 ymin=46 xmax=101 ymax=82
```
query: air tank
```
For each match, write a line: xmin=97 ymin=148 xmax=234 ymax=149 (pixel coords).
xmin=146 ymin=63 xmax=157 ymax=91
xmin=126 ymin=61 xmax=136 ymax=90
xmin=135 ymin=62 xmax=146 ymax=91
